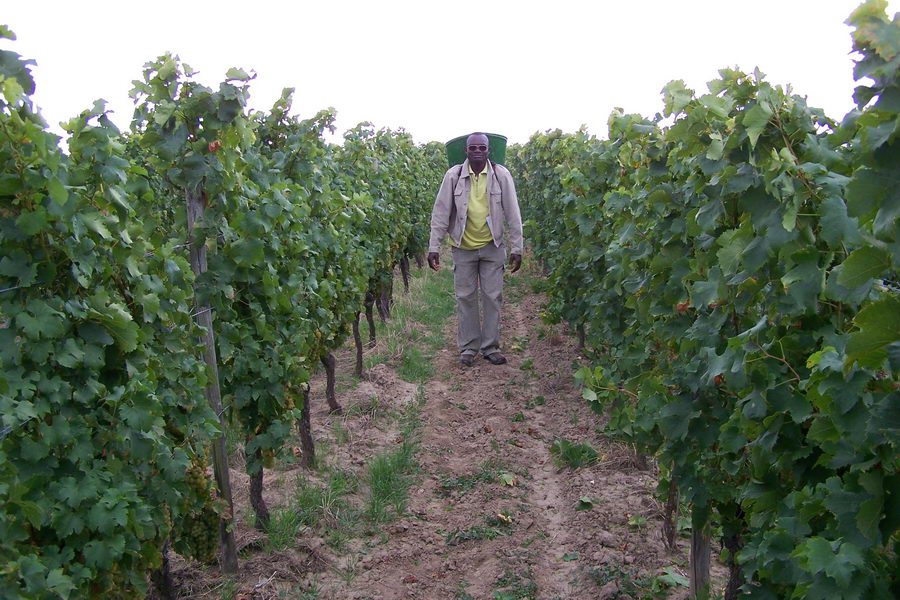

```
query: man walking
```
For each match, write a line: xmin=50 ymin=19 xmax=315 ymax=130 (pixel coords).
xmin=428 ymin=132 xmax=523 ymax=367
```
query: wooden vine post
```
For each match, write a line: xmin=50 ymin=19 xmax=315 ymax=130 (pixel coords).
xmin=186 ymin=187 xmax=239 ymax=573
xmin=690 ymin=506 xmax=711 ymax=600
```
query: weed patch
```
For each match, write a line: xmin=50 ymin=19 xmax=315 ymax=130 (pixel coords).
xmin=493 ymin=567 xmax=538 ymax=600
xmin=550 ymin=439 xmax=598 ymax=470
xmin=444 ymin=514 xmax=514 ymax=546
xmin=586 ymin=562 xmax=689 ymax=598
xmin=437 ymin=459 xmax=507 ymax=497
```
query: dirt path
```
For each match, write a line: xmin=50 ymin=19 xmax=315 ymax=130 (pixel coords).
xmin=170 ymin=270 xmax=721 ymax=599
xmin=338 ymin=292 xmax=690 ymax=600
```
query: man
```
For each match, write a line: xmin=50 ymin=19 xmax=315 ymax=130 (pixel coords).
xmin=428 ymin=132 xmax=523 ymax=367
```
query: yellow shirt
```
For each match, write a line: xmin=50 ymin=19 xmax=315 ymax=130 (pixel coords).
xmin=458 ymin=163 xmax=493 ymax=250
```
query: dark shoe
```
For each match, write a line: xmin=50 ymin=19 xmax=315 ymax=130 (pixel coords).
xmin=460 ymin=354 xmax=475 ymax=367
xmin=483 ymin=352 xmax=507 ymax=365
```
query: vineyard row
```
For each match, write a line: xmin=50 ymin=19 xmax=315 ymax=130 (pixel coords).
xmin=506 ymin=3 xmax=898 ymax=598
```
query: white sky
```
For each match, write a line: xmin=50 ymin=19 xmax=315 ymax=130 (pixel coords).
xmin=4 ymin=1 xmax=896 ymax=146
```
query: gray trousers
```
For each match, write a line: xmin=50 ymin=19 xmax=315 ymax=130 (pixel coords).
xmin=451 ymin=243 xmax=505 ymax=356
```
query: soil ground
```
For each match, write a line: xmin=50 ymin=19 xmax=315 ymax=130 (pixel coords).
xmin=167 ymin=263 xmax=726 ymax=600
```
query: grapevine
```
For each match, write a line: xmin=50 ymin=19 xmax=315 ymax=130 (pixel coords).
xmin=1 ymin=34 xmax=443 ymax=598
xmin=510 ymin=2 xmax=898 ymax=597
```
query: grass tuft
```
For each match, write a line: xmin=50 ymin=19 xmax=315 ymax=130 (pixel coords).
xmin=365 ymin=391 xmax=423 ymax=522
xmin=265 ymin=506 xmax=304 ymax=551
xmin=362 ymin=265 xmax=455 ymax=383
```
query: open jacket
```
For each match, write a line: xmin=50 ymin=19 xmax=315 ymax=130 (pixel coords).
xmin=428 ymin=159 xmax=524 ymax=255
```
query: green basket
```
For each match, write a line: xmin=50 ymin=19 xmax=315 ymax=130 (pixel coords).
xmin=445 ymin=133 xmax=507 ymax=168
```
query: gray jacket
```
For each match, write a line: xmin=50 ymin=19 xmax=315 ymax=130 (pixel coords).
xmin=428 ymin=159 xmax=524 ymax=255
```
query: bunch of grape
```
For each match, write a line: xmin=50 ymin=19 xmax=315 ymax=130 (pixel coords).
xmin=160 ymin=504 xmax=173 ymax=537
xmin=177 ymin=502 xmax=219 ymax=563
xmin=173 ymin=456 xmax=219 ymax=563
xmin=184 ymin=458 xmax=210 ymax=500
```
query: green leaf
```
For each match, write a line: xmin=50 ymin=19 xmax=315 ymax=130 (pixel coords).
xmin=86 ymin=295 xmax=139 ymax=352
xmin=831 ymin=542 xmax=865 ymax=587
xmin=78 ymin=211 xmax=114 ymax=240
xmin=797 ymin=535 xmax=865 ymax=589
xmin=796 ymin=537 xmax=834 ymax=575
xmin=157 ymin=124 xmax=188 ymax=159
xmin=706 ymin=134 xmax=724 ymax=160
xmin=659 ymin=399 xmax=694 ymax=440
xmin=783 ymin=199 xmax=799 ymax=232
xmin=691 ymin=267 xmax=724 ymax=306
xmin=152 ymin=100 xmax=177 ymax=126
xmin=741 ymin=391 xmax=767 ymax=419
xmin=662 ymin=80 xmax=693 ymax=116
xmin=0 ymin=249 xmax=37 ymax=286
xmin=54 ymin=477 xmax=82 ymax=507
xmin=845 ymin=167 xmax=888 ymax=220
xmin=16 ymin=299 xmax=67 ymax=340
xmin=104 ymin=184 xmax=131 ymax=211
xmin=78 ymin=322 xmax=114 ymax=346
xmin=0 ymin=48 xmax=36 ymax=95
xmin=55 ymin=338 xmax=85 ymax=368
xmin=658 ymin=566 xmax=689 ymax=587
xmin=806 ymin=347 xmax=842 ymax=372
xmin=781 ymin=251 xmax=824 ymax=311
xmin=743 ymin=102 xmax=773 ymax=148
xmin=845 ymin=295 xmax=900 ymax=369
xmin=16 ymin=206 xmax=49 ymax=235
xmin=699 ymin=94 xmax=734 ymax=119
xmin=716 ymin=229 xmax=750 ymax=275
xmin=217 ymin=98 xmax=242 ymax=122
xmin=807 ymin=415 xmax=840 ymax=442
xmin=576 ymin=496 xmax=594 ymax=510
xmin=47 ymin=177 xmax=68 ymax=205
xmin=848 ymin=1 xmax=900 ymax=65
xmin=125 ymin=254 xmax=142 ymax=278
xmin=230 ymin=238 xmax=265 ymax=266
xmin=157 ymin=57 xmax=178 ymax=81
xmin=499 ymin=472 xmax=516 ymax=486
xmin=225 ymin=67 xmax=252 ymax=81
xmin=820 ymin=196 xmax=861 ymax=248
xmin=837 ymin=246 xmax=891 ymax=288
xmin=83 ymin=539 xmax=116 ymax=568
xmin=857 ymin=496 xmax=883 ymax=541
xmin=45 ymin=568 xmax=76 ymax=599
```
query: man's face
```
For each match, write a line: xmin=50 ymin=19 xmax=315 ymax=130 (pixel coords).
xmin=465 ymin=134 xmax=489 ymax=164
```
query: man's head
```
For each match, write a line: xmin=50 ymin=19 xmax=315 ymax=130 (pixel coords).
xmin=465 ymin=132 xmax=489 ymax=167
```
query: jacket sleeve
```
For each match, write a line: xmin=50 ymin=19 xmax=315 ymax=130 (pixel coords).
xmin=429 ymin=168 xmax=455 ymax=254
xmin=499 ymin=168 xmax=524 ymax=255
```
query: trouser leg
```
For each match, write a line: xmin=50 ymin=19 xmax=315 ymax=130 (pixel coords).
xmin=451 ymin=247 xmax=480 ymax=356
xmin=479 ymin=243 xmax=505 ymax=356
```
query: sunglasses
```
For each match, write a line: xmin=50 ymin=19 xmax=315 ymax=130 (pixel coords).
xmin=467 ymin=145 xmax=488 ymax=151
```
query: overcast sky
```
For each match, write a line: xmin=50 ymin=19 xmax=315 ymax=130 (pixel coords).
xmin=4 ymin=1 xmax=896 ymax=146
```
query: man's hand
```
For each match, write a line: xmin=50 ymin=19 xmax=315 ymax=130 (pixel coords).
xmin=509 ymin=253 xmax=522 ymax=273
xmin=427 ymin=252 xmax=441 ymax=271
